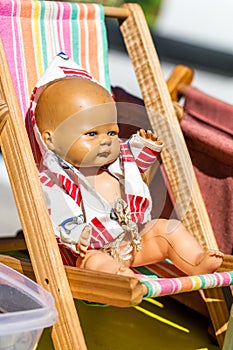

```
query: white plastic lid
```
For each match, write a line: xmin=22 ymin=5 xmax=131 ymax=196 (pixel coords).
xmin=0 ymin=263 xmax=58 ymax=335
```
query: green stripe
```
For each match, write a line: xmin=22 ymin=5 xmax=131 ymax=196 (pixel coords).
xmin=142 ymin=282 xmax=153 ymax=298
xmin=135 ymin=265 xmax=160 ymax=277
xmin=70 ymin=3 xmax=80 ymax=64
xmin=39 ymin=1 xmax=48 ymax=71
xmin=198 ymin=275 xmax=206 ymax=289
xmin=98 ymin=4 xmax=111 ymax=92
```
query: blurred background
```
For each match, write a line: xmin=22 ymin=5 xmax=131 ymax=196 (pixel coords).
xmin=107 ymin=0 xmax=233 ymax=104
xmin=1 ymin=0 xmax=233 ymax=236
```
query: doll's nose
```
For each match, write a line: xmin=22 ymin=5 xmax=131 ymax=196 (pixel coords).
xmin=100 ymin=135 xmax=112 ymax=145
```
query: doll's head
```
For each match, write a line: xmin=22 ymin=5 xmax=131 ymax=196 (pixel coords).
xmin=35 ymin=76 xmax=120 ymax=168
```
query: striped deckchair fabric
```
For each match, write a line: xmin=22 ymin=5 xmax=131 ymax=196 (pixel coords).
xmin=134 ymin=263 xmax=233 ymax=298
xmin=0 ymin=0 xmax=110 ymax=118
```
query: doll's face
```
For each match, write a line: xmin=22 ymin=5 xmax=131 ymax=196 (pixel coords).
xmin=65 ymin=120 xmax=120 ymax=167
xmin=36 ymin=77 xmax=120 ymax=168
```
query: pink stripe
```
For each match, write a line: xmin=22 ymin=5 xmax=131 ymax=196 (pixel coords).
xmin=56 ymin=2 xmax=62 ymax=50
xmin=13 ymin=4 xmax=28 ymax=117
xmin=219 ymin=272 xmax=231 ymax=286
xmin=61 ymin=2 xmax=71 ymax=57
xmin=0 ymin=1 xmax=27 ymax=116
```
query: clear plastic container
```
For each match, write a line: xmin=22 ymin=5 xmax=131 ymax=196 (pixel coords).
xmin=0 ymin=262 xmax=58 ymax=350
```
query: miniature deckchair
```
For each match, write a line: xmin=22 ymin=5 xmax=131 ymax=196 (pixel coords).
xmin=0 ymin=1 xmax=232 ymax=349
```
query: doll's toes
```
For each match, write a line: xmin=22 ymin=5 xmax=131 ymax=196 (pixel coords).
xmin=139 ymin=129 xmax=146 ymax=138
xmin=208 ymin=249 xmax=224 ymax=258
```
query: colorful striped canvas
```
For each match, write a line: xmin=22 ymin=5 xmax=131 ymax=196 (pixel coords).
xmin=133 ymin=262 xmax=233 ymax=298
xmin=0 ymin=0 xmax=110 ymax=118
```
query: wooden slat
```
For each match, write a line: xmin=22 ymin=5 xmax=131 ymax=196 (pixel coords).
xmin=119 ymin=4 xmax=230 ymax=347
xmin=104 ymin=6 xmax=130 ymax=19
xmin=0 ymin=39 xmax=87 ymax=350
xmin=0 ymin=254 xmax=144 ymax=307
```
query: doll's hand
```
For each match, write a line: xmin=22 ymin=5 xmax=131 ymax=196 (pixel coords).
xmin=76 ymin=225 xmax=91 ymax=258
xmin=139 ymin=129 xmax=163 ymax=146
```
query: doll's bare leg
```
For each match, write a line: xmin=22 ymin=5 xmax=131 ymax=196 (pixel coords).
xmin=76 ymin=249 xmax=135 ymax=277
xmin=77 ymin=250 xmax=149 ymax=295
xmin=132 ymin=219 xmax=223 ymax=275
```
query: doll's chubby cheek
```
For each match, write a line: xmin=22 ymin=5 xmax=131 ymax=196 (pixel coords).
xmin=79 ymin=139 xmax=120 ymax=167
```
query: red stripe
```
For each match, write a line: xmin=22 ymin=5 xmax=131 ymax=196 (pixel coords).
xmin=59 ymin=66 xmax=93 ymax=79
xmin=141 ymin=197 xmax=149 ymax=212
xmin=142 ymin=147 xmax=160 ymax=157
xmin=127 ymin=194 xmax=150 ymax=223
xmin=135 ymin=158 xmax=154 ymax=172
xmin=58 ymin=174 xmax=82 ymax=206
xmin=120 ymin=141 xmax=134 ymax=163
xmin=90 ymin=217 xmax=114 ymax=245
xmin=57 ymin=238 xmax=78 ymax=266
xmin=76 ymin=189 xmax=82 ymax=206
xmin=40 ymin=175 xmax=54 ymax=188
xmin=138 ymin=147 xmax=159 ymax=161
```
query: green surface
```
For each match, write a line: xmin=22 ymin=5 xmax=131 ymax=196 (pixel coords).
xmin=37 ymin=297 xmax=219 ymax=350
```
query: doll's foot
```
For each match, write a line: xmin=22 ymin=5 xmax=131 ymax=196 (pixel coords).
xmin=196 ymin=249 xmax=223 ymax=274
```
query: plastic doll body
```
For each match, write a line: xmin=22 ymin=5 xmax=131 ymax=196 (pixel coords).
xmin=35 ymin=76 xmax=223 ymax=294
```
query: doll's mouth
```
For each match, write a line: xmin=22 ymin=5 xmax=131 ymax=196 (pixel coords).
xmin=98 ymin=152 xmax=111 ymax=157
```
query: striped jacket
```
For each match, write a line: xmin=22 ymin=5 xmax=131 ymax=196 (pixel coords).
xmin=40 ymin=133 xmax=163 ymax=253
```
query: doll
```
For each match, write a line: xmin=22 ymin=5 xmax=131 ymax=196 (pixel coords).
xmin=29 ymin=53 xmax=223 ymax=294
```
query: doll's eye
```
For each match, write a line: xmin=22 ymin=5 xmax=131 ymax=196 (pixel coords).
xmin=108 ymin=131 xmax=117 ymax=136
xmin=86 ymin=131 xmax=97 ymax=137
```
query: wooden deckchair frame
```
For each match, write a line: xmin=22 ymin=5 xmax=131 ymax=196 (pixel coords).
xmin=0 ymin=4 xmax=231 ymax=349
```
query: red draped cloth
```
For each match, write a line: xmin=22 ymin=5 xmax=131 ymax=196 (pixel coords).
xmin=181 ymin=87 xmax=233 ymax=254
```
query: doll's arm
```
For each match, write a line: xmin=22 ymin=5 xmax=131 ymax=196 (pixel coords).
xmin=76 ymin=225 xmax=91 ymax=258
xmin=128 ymin=129 xmax=164 ymax=172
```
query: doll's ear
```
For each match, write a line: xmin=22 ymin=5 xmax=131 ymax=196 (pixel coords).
xmin=42 ymin=130 xmax=55 ymax=151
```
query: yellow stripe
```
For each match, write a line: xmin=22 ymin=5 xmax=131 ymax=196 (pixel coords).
xmin=134 ymin=306 xmax=190 ymax=333
xmin=33 ymin=1 xmax=43 ymax=78
xmin=192 ymin=275 xmax=202 ymax=290
xmin=145 ymin=298 xmax=164 ymax=308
